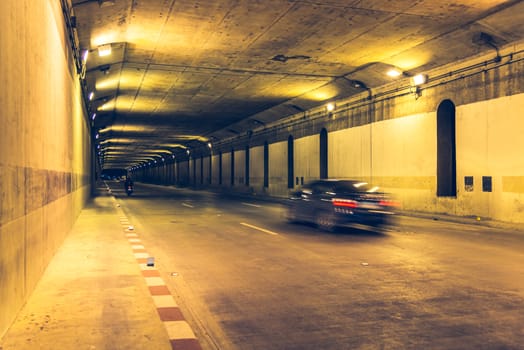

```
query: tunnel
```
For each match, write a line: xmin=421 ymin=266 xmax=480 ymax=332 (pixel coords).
xmin=2 ymin=0 xmax=524 ymax=348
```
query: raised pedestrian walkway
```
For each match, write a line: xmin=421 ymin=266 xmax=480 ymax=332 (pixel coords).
xmin=0 ymin=183 xmax=202 ymax=350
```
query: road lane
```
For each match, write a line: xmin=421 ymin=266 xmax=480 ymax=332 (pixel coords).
xmin=111 ymin=182 xmax=524 ymax=350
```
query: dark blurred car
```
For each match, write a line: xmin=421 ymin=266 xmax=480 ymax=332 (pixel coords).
xmin=286 ymin=179 xmax=399 ymax=232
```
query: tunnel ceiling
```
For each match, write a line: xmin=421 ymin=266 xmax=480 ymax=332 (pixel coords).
xmin=70 ymin=0 xmax=524 ymax=170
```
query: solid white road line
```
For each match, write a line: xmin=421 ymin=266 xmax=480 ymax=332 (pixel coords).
xmin=181 ymin=203 xmax=194 ymax=208
xmin=240 ymin=222 xmax=279 ymax=236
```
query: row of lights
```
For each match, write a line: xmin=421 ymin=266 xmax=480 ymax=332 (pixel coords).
xmin=128 ymin=142 xmax=213 ymax=171
xmin=387 ymin=68 xmax=428 ymax=87
xmin=83 ymin=41 xmax=115 ymax=120
xmin=326 ymin=70 xmax=428 ymax=112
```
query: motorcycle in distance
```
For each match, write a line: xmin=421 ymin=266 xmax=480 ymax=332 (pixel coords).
xmin=124 ymin=176 xmax=134 ymax=196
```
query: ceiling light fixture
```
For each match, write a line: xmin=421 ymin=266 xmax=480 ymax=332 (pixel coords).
xmin=97 ymin=44 xmax=112 ymax=57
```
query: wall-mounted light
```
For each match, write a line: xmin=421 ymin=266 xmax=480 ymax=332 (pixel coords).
xmin=186 ymin=149 xmax=190 ymax=155
xmin=326 ymin=102 xmax=336 ymax=112
xmin=91 ymin=113 xmax=97 ymax=120
xmin=412 ymin=74 xmax=427 ymax=86
xmin=88 ymin=91 xmax=95 ymax=100
xmin=97 ymin=44 xmax=112 ymax=57
xmin=207 ymin=142 xmax=212 ymax=149
xmin=82 ymin=49 xmax=89 ymax=63
xmin=99 ymin=64 xmax=111 ymax=75
xmin=412 ymin=86 xmax=422 ymax=99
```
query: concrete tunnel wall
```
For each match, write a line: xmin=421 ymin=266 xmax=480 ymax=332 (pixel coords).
xmin=0 ymin=0 xmax=92 ymax=338
xmin=134 ymin=42 xmax=524 ymax=223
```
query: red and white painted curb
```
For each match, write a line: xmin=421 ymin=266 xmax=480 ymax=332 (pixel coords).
xmin=113 ymin=200 xmax=202 ymax=350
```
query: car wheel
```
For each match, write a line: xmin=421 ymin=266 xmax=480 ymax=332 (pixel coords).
xmin=316 ymin=211 xmax=336 ymax=232
xmin=286 ymin=206 xmax=299 ymax=223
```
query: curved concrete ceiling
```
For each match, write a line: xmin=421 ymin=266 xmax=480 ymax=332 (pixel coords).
xmin=71 ymin=0 xmax=524 ymax=170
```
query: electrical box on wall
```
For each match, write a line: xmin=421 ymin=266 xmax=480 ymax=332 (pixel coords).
xmin=465 ymin=176 xmax=474 ymax=192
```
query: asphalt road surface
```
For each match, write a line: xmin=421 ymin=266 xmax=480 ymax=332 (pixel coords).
xmin=110 ymin=181 xmax=524 ymax=350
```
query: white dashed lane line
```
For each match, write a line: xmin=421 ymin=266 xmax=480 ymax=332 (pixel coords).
xmin=241 ymin=202 xmax=262 ymax=208
xmin=240 ymin=222 xmax=279 ymax=236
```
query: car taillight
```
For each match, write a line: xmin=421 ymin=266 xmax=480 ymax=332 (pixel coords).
xmin=379 ymin=199 xmax=399 ymax=207
xmin=332 ymin=198 xmax=358 ymax=208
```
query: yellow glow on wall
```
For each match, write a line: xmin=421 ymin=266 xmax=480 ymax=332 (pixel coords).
xmin=113 ymin=96 xmax=135 ymax=111
xmin=98 ymin=99 xmax=116 ymax=111
xmin=262 ymin=80 xmax=331 ymax=99
xmin=117 ymin=73 xmax=144 ymax=90
xmin=305 ymin=85 xmax=340 ymax=102
xmin=389 ymin=52 xmax=434 ymax=72
xmin=113 ymin=95 xmax=163 ymax=113
xmin=97 ymin=44 xmax=112 ymax=57
xmin=387 ymin=68 xmax=402 ymax=77
xmin=160 ymin=143 xmax=189 ymax=149
xmin=101 ymin=138 xmax=140 ymax=144
xmin=96 ymin=76 xmax=119 ymax=90
xmin=139 ymin=149 xmax=173 ymax=155
xmin=110 ymin=124 xmax=158 ymax=133
xmin=92 ymin=33 xmax=118 ymax=48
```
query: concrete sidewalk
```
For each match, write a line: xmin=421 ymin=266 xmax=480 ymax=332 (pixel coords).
xmin=0 ymin=184 xmax=202 ymax=350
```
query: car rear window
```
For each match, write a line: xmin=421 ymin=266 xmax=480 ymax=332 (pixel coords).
xmin=332 ymin=181 xmax=378 ymax=193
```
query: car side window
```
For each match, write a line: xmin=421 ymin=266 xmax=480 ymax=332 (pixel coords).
xmin=310 ymin=184 xmax=322 ymax=195
xmin=312 ymin=183 xmax=332 ymax=196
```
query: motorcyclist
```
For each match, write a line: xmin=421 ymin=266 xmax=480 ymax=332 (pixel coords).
xmin=124 ymin=176 xmax=134 ymax=191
